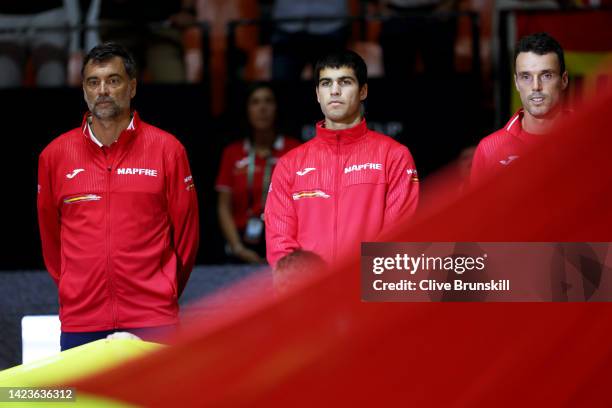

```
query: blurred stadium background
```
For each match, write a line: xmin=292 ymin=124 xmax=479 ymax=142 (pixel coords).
xmin=0 ymin=0 xmax=611 ymax=370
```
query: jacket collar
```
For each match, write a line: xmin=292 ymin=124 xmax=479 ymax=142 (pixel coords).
xmin=81 ymin=111 xmax=140 ymax=148
xmin=314 ymin=118 xmax=368 ymax=145
xmin=505 ymin=108 xmax=571 ymax=141
xmin=504 ymin=109 xmax=524 ymax=138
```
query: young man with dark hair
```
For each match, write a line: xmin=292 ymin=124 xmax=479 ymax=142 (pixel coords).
xmin=471 ymin=32 xmax=569 ymax=184
xmin=313 ymin=50 xmax=368 ymax=89
xmin=265 ymin=50 xmax=419 ymax=268
xmin=37 ymin=42 xmax=199 ymax=350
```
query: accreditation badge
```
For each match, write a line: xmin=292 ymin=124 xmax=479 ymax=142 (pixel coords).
xmin=243 ymin=216 xmax=264 ymax=244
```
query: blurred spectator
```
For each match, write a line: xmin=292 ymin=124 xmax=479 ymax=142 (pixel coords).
xmin=271 ymin=0 xmax=350 ymax=80
xmin=369 ymin=0 xmax=459 ymax=78
xmin=0 ymin=1 xmax=79 ymax=88
xmin=216 ymin=83 xmax=301 ymax=264
xmin=196 ymin=0 xmax=259 ymax=113
xmin=77 ymin=0 xmax=197 ymax=83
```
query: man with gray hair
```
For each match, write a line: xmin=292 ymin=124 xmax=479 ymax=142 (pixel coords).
xmin=37 ymin=42 xmax=199 ymax=350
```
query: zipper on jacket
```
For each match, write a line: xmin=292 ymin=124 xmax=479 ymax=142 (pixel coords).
xmin=105 ymin=163 xmax=119 ymax=329
xmin=333 ymin=135 xmax=340 ymax=263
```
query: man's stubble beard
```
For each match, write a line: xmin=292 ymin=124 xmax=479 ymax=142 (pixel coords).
xmin=92 ymin=102 xmax=121 ymax=120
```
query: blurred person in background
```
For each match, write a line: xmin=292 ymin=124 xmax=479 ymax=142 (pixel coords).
xmin=37 ymin=43 xmax=199 ymax=350
xmin=0 ymin=1 xmax=79 ymax=88
xmin=271 ymin=0 xmax=350 ymax=80
xmin=471 ymin=32 xmax=569 ymax=185
xmin=368 ymin=0 xmax=459 ymax=79
xmin=75 ymin=0 xmax=197 ymax=83
xmin=216 ymin=83 xmax=301 ymax=264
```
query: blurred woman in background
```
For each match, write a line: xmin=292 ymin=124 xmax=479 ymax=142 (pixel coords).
xmin=215 ymin=83 xmax=300 ymax=263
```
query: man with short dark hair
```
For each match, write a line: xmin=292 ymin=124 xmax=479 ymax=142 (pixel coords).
xmin=471 ymin=32 xmax=569 ymax=184
xmin=265 ymin=50 xmax=419 ymax=268
xmin=37 ymin=42 xmax=199 ymax=350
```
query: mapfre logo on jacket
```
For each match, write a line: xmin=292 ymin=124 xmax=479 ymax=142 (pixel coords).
xmin=116 ymin=167 xmax=158 ymax=177
xmin=344 ymin=162 xmax=382 ymax=174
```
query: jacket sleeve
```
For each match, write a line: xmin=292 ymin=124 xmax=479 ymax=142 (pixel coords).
xmin=37 ymin=153 xmax=61 ymax=285
xmin=167 ymin=145 xmax=199 ymax=297
xmin=384 ymin=146 xmax=419 ymax=230
xmin=264 ymin=157 xmax=300 ymax=268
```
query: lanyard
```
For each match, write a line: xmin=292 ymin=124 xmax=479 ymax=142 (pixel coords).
xmin=246 ymin=150 xmax=273 ymax=216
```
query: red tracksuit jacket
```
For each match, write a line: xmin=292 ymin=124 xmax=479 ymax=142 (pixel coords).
xmin=264 ymin=119 xmax=419 ymax=267
xmin=470 ymin=109 xmax=569 ymax=185
xmin=37 ymin=112 xmax=199 ymax=331
xmin=471 ymin=110 xmax=533 ymax=186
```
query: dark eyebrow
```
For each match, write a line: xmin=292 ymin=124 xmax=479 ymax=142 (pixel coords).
xmin=319 ymin=76 xmax=355 ymax=84
xmin=86 ymin=73 xmax=122 ymax=81
xmin=517 ymin=69 xmax=557 ymax=75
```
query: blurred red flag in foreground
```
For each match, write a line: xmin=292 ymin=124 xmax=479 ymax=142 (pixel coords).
xmin=71 ymin=86 xmax=612 ymax=407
